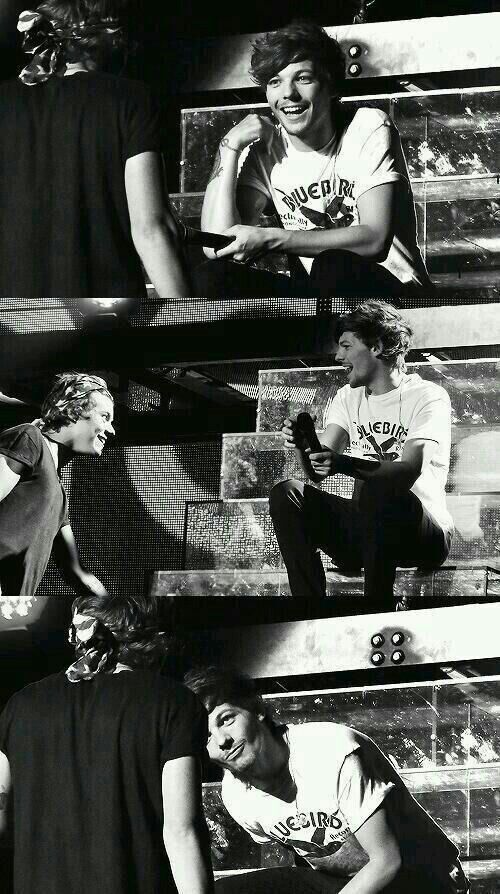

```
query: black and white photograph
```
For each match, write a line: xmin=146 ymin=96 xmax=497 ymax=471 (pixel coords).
xmin=0 ymin=1 xmax=499 ymax=892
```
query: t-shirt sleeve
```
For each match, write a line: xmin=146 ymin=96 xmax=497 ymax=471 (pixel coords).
xmin=324 ymin=388 xmax=350 ymax=433
xmin=407 ymin=387 xmax=451 ymax=445
xmin=122 ymin=81 xmax=163 ymax=162
xmin=0 ymin=426 xmax=42 ymax=471
xmin=160 ymin=684 xmax=208 ymax=767
xmin=353 ymin=118 xmax=406 ymax=202
xmin=337 ymin=751 xmax=395 ymax=834
xmin=237 ymin=144 xmax=273 ymax=201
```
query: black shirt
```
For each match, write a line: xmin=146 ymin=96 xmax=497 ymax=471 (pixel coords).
xmin=0 ymin=424 xmax=68 ymax=598
xmin=0 ymin=72 xmax=162 ymax=298
xmin=0 ymin=671 xmax=208 ymax=893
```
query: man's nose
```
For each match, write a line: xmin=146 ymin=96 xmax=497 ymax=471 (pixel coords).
xmin=282 ymin=80 xmax=300 ymax=99
xmin=107 ymin=422 xmax=115 ymax=435
xmin=217 ymin=730 xmax=233 ymax=750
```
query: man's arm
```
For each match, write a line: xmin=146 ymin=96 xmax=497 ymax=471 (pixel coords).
xmin=340 ymin=806 xmax=402 ymax=893
xmin=0 ymin=455 xmax=23 ymax=502
xmin=125 ymin=151 xmax=190 ymax=298
xmin=200 ymin=114 xmax=274 ymax=257
xmin=0 ymin=751 xmax=12 ymax=842
xmin=162 ymin=755 xmax=214 ymax=894
xmin=308 ymin=437 xmax=437 ymax=492
xmin=214 ymin=181 xmax=396 ymax=264
xmin=52 ymin=524 xmax=108 ymax=597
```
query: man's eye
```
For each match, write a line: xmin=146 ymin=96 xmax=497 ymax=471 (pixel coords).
xmin=267 ymin=80 xmax=279 ymax=88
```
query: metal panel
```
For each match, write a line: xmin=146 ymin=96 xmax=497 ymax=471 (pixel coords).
xmin=205 ymin=603 xmax=500 ymax=676
xmin=179 ymin=15 xmax=500 ymax=92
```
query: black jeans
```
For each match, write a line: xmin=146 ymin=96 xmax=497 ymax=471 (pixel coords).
xmin=269 ymin=478 xmax=449 ymax=610
xmin=215 ymin=864 xmax=468 ymax=893
xmin=215 ymin=867 xmax=346 ymax=893
xmin=193 ymin=249 xmax=423 ymax=300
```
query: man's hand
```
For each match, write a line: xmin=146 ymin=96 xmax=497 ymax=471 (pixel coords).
xmin=72 ymin=570 xmax=108 ymax=598
xmin=214 ymin=224 xmax=275 ymax=263
xmin=224 ymin=114 xmax=275 ymax=154
xmin=308 ymin=448 xmax=339 ymax=480
xmin=281 ymin=417 xmax=301 ymax=450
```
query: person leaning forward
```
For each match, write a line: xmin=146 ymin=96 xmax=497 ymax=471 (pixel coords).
xmin=185 ymin=666 xmax=470 ymax=894
xmin=0 ymin=373 xmax=115 ymax=600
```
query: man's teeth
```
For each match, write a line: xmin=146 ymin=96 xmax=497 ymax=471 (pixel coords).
xmin=282 ymin=106 xmax=306 ymax=115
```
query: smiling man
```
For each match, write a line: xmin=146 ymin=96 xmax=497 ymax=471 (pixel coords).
xmin=195 ymin=20 xmax=432 ymax=300
xmin=269 ymin=300 xmax=454 ymax=610
xmin=0 ymin=373 xmax=114 ymax=600
xmin=185 ymin=666 xmax=469 ymax=894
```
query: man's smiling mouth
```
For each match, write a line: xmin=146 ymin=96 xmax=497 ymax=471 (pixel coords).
xmin=280 ymin=105 xmax=307 ymax=117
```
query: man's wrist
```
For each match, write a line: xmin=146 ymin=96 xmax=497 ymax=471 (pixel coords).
xmin=220 ymin=136 xmax=243 ymax=154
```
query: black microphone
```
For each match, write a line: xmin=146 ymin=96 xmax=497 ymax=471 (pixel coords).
xmin=295 ymin=412 xmax=323 ymax=452
xmin=178 ymin=222 xmax=236 ymax=250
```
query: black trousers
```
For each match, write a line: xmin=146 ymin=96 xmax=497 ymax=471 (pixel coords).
xmin=193 ymin=249 xmax=424 ymax=300
xmin=269 ymin=478 xmax=449 ymax=610
xmin=215 ymin=865 xmax=468 ymax=893
xmin=216 ymin=867 xmax=345 ymax=893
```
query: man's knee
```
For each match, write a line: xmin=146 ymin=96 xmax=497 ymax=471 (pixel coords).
xmin=309 ymin=249 xmax=357 ymax=286
xmin=269 ymin=478 xmax=305 ymax=517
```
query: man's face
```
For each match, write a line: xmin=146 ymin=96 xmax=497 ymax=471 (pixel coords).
xmin=67 ymin=391 xmax=115 ymax=455
xmin=207 ymin=702 xmax=268 ymax=776
xmin=265 ymin=59 xmax=333 ymax=148
xmin=335 ymin=330 xmax=380 ymax=389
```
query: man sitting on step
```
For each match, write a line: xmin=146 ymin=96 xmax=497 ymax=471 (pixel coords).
xmin=269 ymin=300 xmax=454 ymax=611
xmin=185 ymin=666 xmax=470 ymax=894
xmin=195 ymin=20 xmax=433 ymax=300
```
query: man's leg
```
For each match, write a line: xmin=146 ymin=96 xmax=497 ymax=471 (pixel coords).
xmin=269 ymin=479 xmax=362 ymax=599
xmin=358 ymin=480 xmax=449 ymax=611
xmin=308 ymin=250 xmax=411 ymax=302
xmin=193 ymin=258 xmax=304 ymax=298
xmin=216 ymin=867 xmax=346 ymax=893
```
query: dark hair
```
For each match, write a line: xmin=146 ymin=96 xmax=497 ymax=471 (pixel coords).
xmin=335 ymin=300 xmax=413 ymax=370
xmin=36 ymin=372 xmax=113 ymax=432
xmin=36 ymin=0 xmax=129 ymax=65
xmin=184 ymin=666 xmax=284 ymax=736
xmin=250 ymin=20 xmax=345 ymax=92
xmin=71 ymin=591 xmax=169 ymax=669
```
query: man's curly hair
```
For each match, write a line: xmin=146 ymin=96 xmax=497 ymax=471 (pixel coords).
xmin=35 ymin=372 xmax=113 ymax=433
xmin=250 ymin=20 xmax=345 ymax=92
xmin=71 ymin=591 xmax=169 ymax=670
xmin=35 ymin=0 xmax=130 ymax=65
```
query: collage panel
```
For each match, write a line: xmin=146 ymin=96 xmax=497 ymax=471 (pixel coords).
xmin=0 ymin=2 xmax=499 ymax=893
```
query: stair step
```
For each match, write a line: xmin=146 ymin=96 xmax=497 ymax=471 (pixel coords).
xmin=221 ymin=428 xmax=500 ymax=500
xmin=180 ymin=87 xmax=500 ymax=191
xmin=151 ymin=566 xmax=500 ymax=614
xmin=257 ymin=360 xmax=499 ymax=432
xmin=183 ymin=496 xmax=500 ymax=571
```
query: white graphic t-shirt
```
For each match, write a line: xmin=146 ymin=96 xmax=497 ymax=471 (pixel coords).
xmin=222 ymin=723 xmax=459 ymax=881
xmin=238 ymin=107 xmax=430 ymax=286
xmin=323 ymin=373 xmax=454 ymax=538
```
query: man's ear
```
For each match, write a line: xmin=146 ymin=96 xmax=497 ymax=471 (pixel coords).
xmin=371 ymin=339 xmax=384 ymax=358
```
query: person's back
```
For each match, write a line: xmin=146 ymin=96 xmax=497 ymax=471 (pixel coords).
xmin=0 ymin=71 xmax=160 ymax=298
xmin=0 ymin=669 xmax=206 ymax=893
